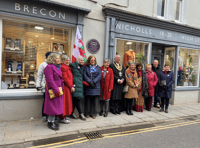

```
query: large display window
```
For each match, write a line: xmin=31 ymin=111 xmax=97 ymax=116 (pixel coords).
xmin=1 ymin=19 xmax=72 ymax=89
xmin=165 ymin=47 xmax=175 ymax=72
xmin=116 ymin=39 xmax=149 ymax=68
xmin=177 ymin=48 xmax=199 ymax=87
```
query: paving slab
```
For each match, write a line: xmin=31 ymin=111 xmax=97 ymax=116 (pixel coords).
xmin=56 ymin=123 xmax=77 ymax=134
xmin=70 ymin=118 xmax=92 ymax=124
xmin=73 ymin=122 xmax=97 ymax=130
xmin=121 ymin=115 xmax=143 ymax=123
xmin=91 ymin=116 xmax=114 ymax=128
xmin=3 ymin=130 xmax=32 ymax=141
xmin=107 ymin=116 xmax=130 ymax=125
xmin=141 ymin=117 xmax=158 ymax=122
xmin=0 ymin=128 xmax=5 ymax=142
xmin=157 ymin=112 xmax=179 ymax=119
xmin=0 ymin=122 xmax=8 ymax=128
xmin=177 ymin=109 xmax=197 ymax=116
xmin=6 ymin=121 xmax=31 ymax=132
xmin=133 ymin=112 xmax=151 ymax=118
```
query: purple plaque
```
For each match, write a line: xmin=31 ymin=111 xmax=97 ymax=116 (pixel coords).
xmin=86 ymin=39 xmax=100 ymax=54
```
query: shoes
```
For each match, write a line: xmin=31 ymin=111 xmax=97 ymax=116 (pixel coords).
xmin=99 ymin=110 xmax=103 ymax=116
xmin=47 ymin=122 xmax=59 ymax=130
xmin=79 ymin=114 xmax=86 ymax=121
xmin=129 ymin=110 xmax=133 ymax=115
xmin=116 ymin=110 xmax=121 ymax=115
xmin=86 ymin=115 xmax=90 ymax=118
xmin=147 ymin=108 xmax=151 ymax=111
xmin=92 ymin=116 xmax=96 ymax=119
xmin=165 ymin=109 xmax=168 ymax=113
xmin=42 ymin=116 xmax=47 ymax=122
xmin=111 ymin=110 xmax=116 ymax=115
xmin=104 ymin=111 xmax=108 ymax=117
xmin=70 ymin=113 xmax=77 ymax=119
xmin=58 ymin=118 xmax=71 ymax=124
xmin=154 ymin=105 xmax=160 ymax=108
xmin=159 ymin=108 xmax=164 ymax=112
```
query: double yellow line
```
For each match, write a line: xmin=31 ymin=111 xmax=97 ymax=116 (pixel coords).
xmin=29 ymin=119 xmax=200 ymax=148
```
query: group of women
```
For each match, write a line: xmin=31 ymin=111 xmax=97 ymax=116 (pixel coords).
xmin=43 ymin=53 xmax=174 ymax=131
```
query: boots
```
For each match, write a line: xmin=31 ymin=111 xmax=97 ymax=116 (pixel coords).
xmin=129 ymin=99 xmax=133 ymax=115
xmin=126 ymin=99 xmax=130 ymax=115
xmin=99 ymin=101 xmax=104 ymax=116
xmin=104 ymin=101 xmax=109 ymax=117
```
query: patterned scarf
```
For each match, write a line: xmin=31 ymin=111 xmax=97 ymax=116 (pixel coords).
xmin=137 ymin=70 xmax=142 ymax=77
xmin=90 ymin=65 xmax=96 ymax=73
xmin=130 ymin=69 xmax=137 ymax=85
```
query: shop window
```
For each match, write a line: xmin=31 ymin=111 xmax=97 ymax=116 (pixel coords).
xmin=157 ymin=0 xmax=166 ymax=18
xmin=1 ymin=20 xmax=72 ymax=89
xmin=178 ymin=48 xmax=199 ymax=87
xmin=116 ymin=39 xmax=149 ymax=68
xmin=165 ymin=47 xmax=175 ymax=72
xmin=175 ymin=0 xmax=182 ymax=21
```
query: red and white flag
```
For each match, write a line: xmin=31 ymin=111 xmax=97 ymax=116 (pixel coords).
xmin=72 ymin=27 xmax=87 ymax=63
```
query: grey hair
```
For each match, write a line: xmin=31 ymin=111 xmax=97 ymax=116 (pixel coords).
xmin=128 ymin=61 xmax=135 ymax=67
xmin=103 ymin=58 xmax=110 ymax=63
xmin=153 ymin=60 xmax=158 ymax=63
xmin=61 ymin=55 xmax=70 ymax=62
xmin=76 ymin=56 xmax=84 ymax=63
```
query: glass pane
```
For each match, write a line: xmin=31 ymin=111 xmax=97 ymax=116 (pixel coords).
xmin=1 ymin=20 xmax=72 ymax=89
xmin=175 ymin=0 xmax=181 ymax=20
xmin=165 ymin=47 xmax=175 ymax=72
xmin=157 ymin=0 xmax=165 ymax=17
xmin=116 ymin=39 xmax=149 ymax=68
xmin=178 ymin=48 xmax=199 ymax=87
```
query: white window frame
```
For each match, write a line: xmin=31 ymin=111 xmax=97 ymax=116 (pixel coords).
xmin=0 ymin=15 xmax=75 ymax=98
xmin=157 ymin=0 xmax=168 ymax=20
xmin=175 ymin=0 xmax=184 ymax=23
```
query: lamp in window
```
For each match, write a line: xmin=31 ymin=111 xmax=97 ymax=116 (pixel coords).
xmin=35 ymin=25 xmax=44 ymax=30
xmin=126 ymin=42 xmax=132 ymax=45
xmin=30 ymin=61 xmax=35 ymax=70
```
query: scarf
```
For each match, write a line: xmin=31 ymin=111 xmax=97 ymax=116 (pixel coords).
xmin=130 ymin=69 xmax=137 ymax=85
xmin=54 ymin=64 xmax=61 ymax=71
xmin=164 ymin=70 xmax=168 ymax=74
xmin=90 ymin=65 xmax=96 ymax=73
xmin=137 ymin=70 xmax=142 ymax=77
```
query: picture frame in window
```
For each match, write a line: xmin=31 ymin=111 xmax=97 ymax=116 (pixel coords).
xmin=52 ymin=43 xmax=64 ymax=53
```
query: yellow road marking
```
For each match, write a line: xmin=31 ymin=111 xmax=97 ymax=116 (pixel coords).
xmin=29 ymin=119 xmax=200 ymax=148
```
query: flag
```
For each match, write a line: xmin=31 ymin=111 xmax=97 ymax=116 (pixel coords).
xmin=72 ymin=27 xmax=87 ymax=63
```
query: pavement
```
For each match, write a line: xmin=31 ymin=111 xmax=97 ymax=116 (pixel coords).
xmin=1 ymin=103 xmax=200 ymax=146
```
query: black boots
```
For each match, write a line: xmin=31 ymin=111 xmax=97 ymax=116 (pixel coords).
xmin=99 ymin=110 xmax=103 ymax=116
xmin=47 ymin=122 xmax=59 ymax=130
xmin=126 ymin=99 xmax=133 ymax=115
xmin=100 ymin=101 xmax=109 ymax=117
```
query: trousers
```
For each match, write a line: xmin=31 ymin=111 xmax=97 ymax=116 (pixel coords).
xmin=85 ymin=96 xmax=99 ymax=117
xmin=161 ymin=97 xmax=170 ymax=110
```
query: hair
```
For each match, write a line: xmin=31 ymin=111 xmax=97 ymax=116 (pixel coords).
xmin=45 ymin=52 xmax=52 ymax=58
xmin=136 ymin=63 xmax=143 ymax=69
xmin=127 ymin=61 xmax=135 ymax=67
xmin=153 ymin=59 xmax=158 ymax=64
xmin=103 ymin=58 xmax=110 ymax=64
xmin=85 ymin=55 xmax=97 ymax=66
xmin=164 ymin=62 xmax=170 ymax=67
xmin=145 ymin=64 xmax=152 ymax=70
xmin=46 ymin=53 xmax=60 ymax=64
xmin=76 ymin=56 xmax=84 ymax=64
xmin=61 ymin=55 xmax=70 ymax=62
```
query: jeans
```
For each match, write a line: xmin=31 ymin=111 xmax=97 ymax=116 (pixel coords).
xmin=161 ymin=97 xmax=170 ymax=110
xmin=154 ymin=90 xmax=161 ymax=106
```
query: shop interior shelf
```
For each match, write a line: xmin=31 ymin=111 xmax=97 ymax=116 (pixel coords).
xmin=2 ymin=73 xmax=22 ymax=76
xmin=3 ymin=49 xmax=24 ymax=54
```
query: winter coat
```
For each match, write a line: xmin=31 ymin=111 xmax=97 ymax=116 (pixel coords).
xmin=124 ymin=68 xmax=140 ymax=99
xmin=83 ymin=65 xmax=102 ymax=96
xmin=69 ymin=61 xmax=84 ymax=99
xmin=100 ymin=66 xmax=114 ymax=100
xmin=109 ymin=63 xmax=125 ymax=100
xmin=61 ymin=64 xmax=73 ymax=116
xmin=36 ymin=60 xmax=47 ymax=92
xmin=146 ymin=70 xmax=158 ymax=97
xmin=152 ymin=64 xmax=160 ymax=92
xmin=137 ymin=70 xmax=149 ymax=97
xmin=158 ymin=70 xmax=175 ymax=99
xmin=43 ymin=64 xmax=64 ymax=116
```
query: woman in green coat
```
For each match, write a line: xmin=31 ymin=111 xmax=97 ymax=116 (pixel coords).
xmin=69 ymin=56 xmax=86 ymax=120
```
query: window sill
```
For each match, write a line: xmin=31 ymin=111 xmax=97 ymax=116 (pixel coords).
xmin=156 ymin=16 xmax=167 ymax=20
xmin=173 ymin=87 xmax=200 ymax=91
xmin=175 ymin=20 xmax=184 ymax=24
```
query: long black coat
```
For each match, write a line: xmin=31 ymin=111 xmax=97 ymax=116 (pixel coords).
xmin=109 ymin=63 xmax=125 ymax=100
xmin=152 ymin=64 xmax=161 ymax=92
xmin=141 ymin=70 xmax=148 ymax=97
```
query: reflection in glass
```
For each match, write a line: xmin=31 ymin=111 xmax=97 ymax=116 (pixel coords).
xmin=165 ymin=47 xmax=175 ymax=72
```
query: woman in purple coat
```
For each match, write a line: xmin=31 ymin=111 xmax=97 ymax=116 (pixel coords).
xmin=43 ymin=53 xmax=64 ymax=130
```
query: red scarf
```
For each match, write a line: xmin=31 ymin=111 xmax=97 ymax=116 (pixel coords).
xmin=137 ymin=70 xmax=142 ymax=77
xmin=164 ymin=70 xmax=168 ymax=74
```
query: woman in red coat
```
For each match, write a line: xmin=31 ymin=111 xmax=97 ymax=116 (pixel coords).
xmin=99 ymin=58 xmax=114 ymax=117
xmin=145 ymin=64 xmax=158 ymax=111
xmin=58 ymin=55 xmax=74 ymax=123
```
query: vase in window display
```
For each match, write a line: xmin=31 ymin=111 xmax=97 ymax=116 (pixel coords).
xmin=123 ymin=49 xmax=136 ymax=67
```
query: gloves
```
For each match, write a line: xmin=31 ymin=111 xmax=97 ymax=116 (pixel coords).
xmin=89 ymin=81 xmax=96 ymax=88
xmin=36 ymin=87 xmax=42 ymax=91
xmin=163 ymin=86 xmax=168 ymax=90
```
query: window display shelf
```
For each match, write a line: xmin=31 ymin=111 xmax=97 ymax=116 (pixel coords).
xmin=2 ymin=73 xmax=22 ymax=76
xmin=3 ymin=49 xmax=24 ymax=54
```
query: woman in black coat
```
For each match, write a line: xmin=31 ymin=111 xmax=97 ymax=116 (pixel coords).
xmin=158 ymin=62 xmax=174 ymax=113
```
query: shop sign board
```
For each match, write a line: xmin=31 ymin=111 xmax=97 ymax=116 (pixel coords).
xmin=86 ymin=39 xmax=100 ymax=54
xmin=0 ymin=0 xmax=77 ymax=24
xmin=116 ymin=21 xmax=200 ymax=46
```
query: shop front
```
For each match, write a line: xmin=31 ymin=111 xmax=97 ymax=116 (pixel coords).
xmin=103 ymin=7 xmax=200 ymax=105
xmin=0 ymin=0 xmax=90 ymax=121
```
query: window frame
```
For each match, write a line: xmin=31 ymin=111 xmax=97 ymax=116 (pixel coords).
xmin=175 ymin=0 xmax=183 ymax=23
xmin=157 ymin=0 xmax=168 ymax=20
xmin=0 ymin=15 xmax=75 ymax=98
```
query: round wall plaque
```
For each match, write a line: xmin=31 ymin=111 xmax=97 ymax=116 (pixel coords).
xmin=86 ymin=39 xmax=100 ymax=54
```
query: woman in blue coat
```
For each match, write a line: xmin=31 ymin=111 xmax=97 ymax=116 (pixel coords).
xmin=84 ymin=55 xmax=101 ymax=119
xmin=158 ymin=62 xmax=174 ymax=113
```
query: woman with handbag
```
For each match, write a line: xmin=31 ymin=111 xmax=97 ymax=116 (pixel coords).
xmin=57 ymin=55 xmax=74 ymax=124
xmin=83 ymin=55 xmax=101 ymax=119
xmin=43 ymin=53 xmax=64 ymax=130
xmin=99 ymin=58 xmax=114 ymax=117
xmin=134 ymin=63 xmax=148 ymax=112
xmin=124 ymin=61 xmax=139 ymax=115
xmin=145 ymin=64 xmax=158 ymax=111
xmin=158 ymin=62 xmax=174 ymax=113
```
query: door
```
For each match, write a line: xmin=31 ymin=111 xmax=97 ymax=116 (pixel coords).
xmin=151 ymin=55 xmax=162 ymax=68
xmin=164 ymin=47 xmax=176 ymax=72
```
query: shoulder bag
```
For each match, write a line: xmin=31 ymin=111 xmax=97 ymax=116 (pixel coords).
xmin=46 ymin=79 xmax=63 ymax=99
